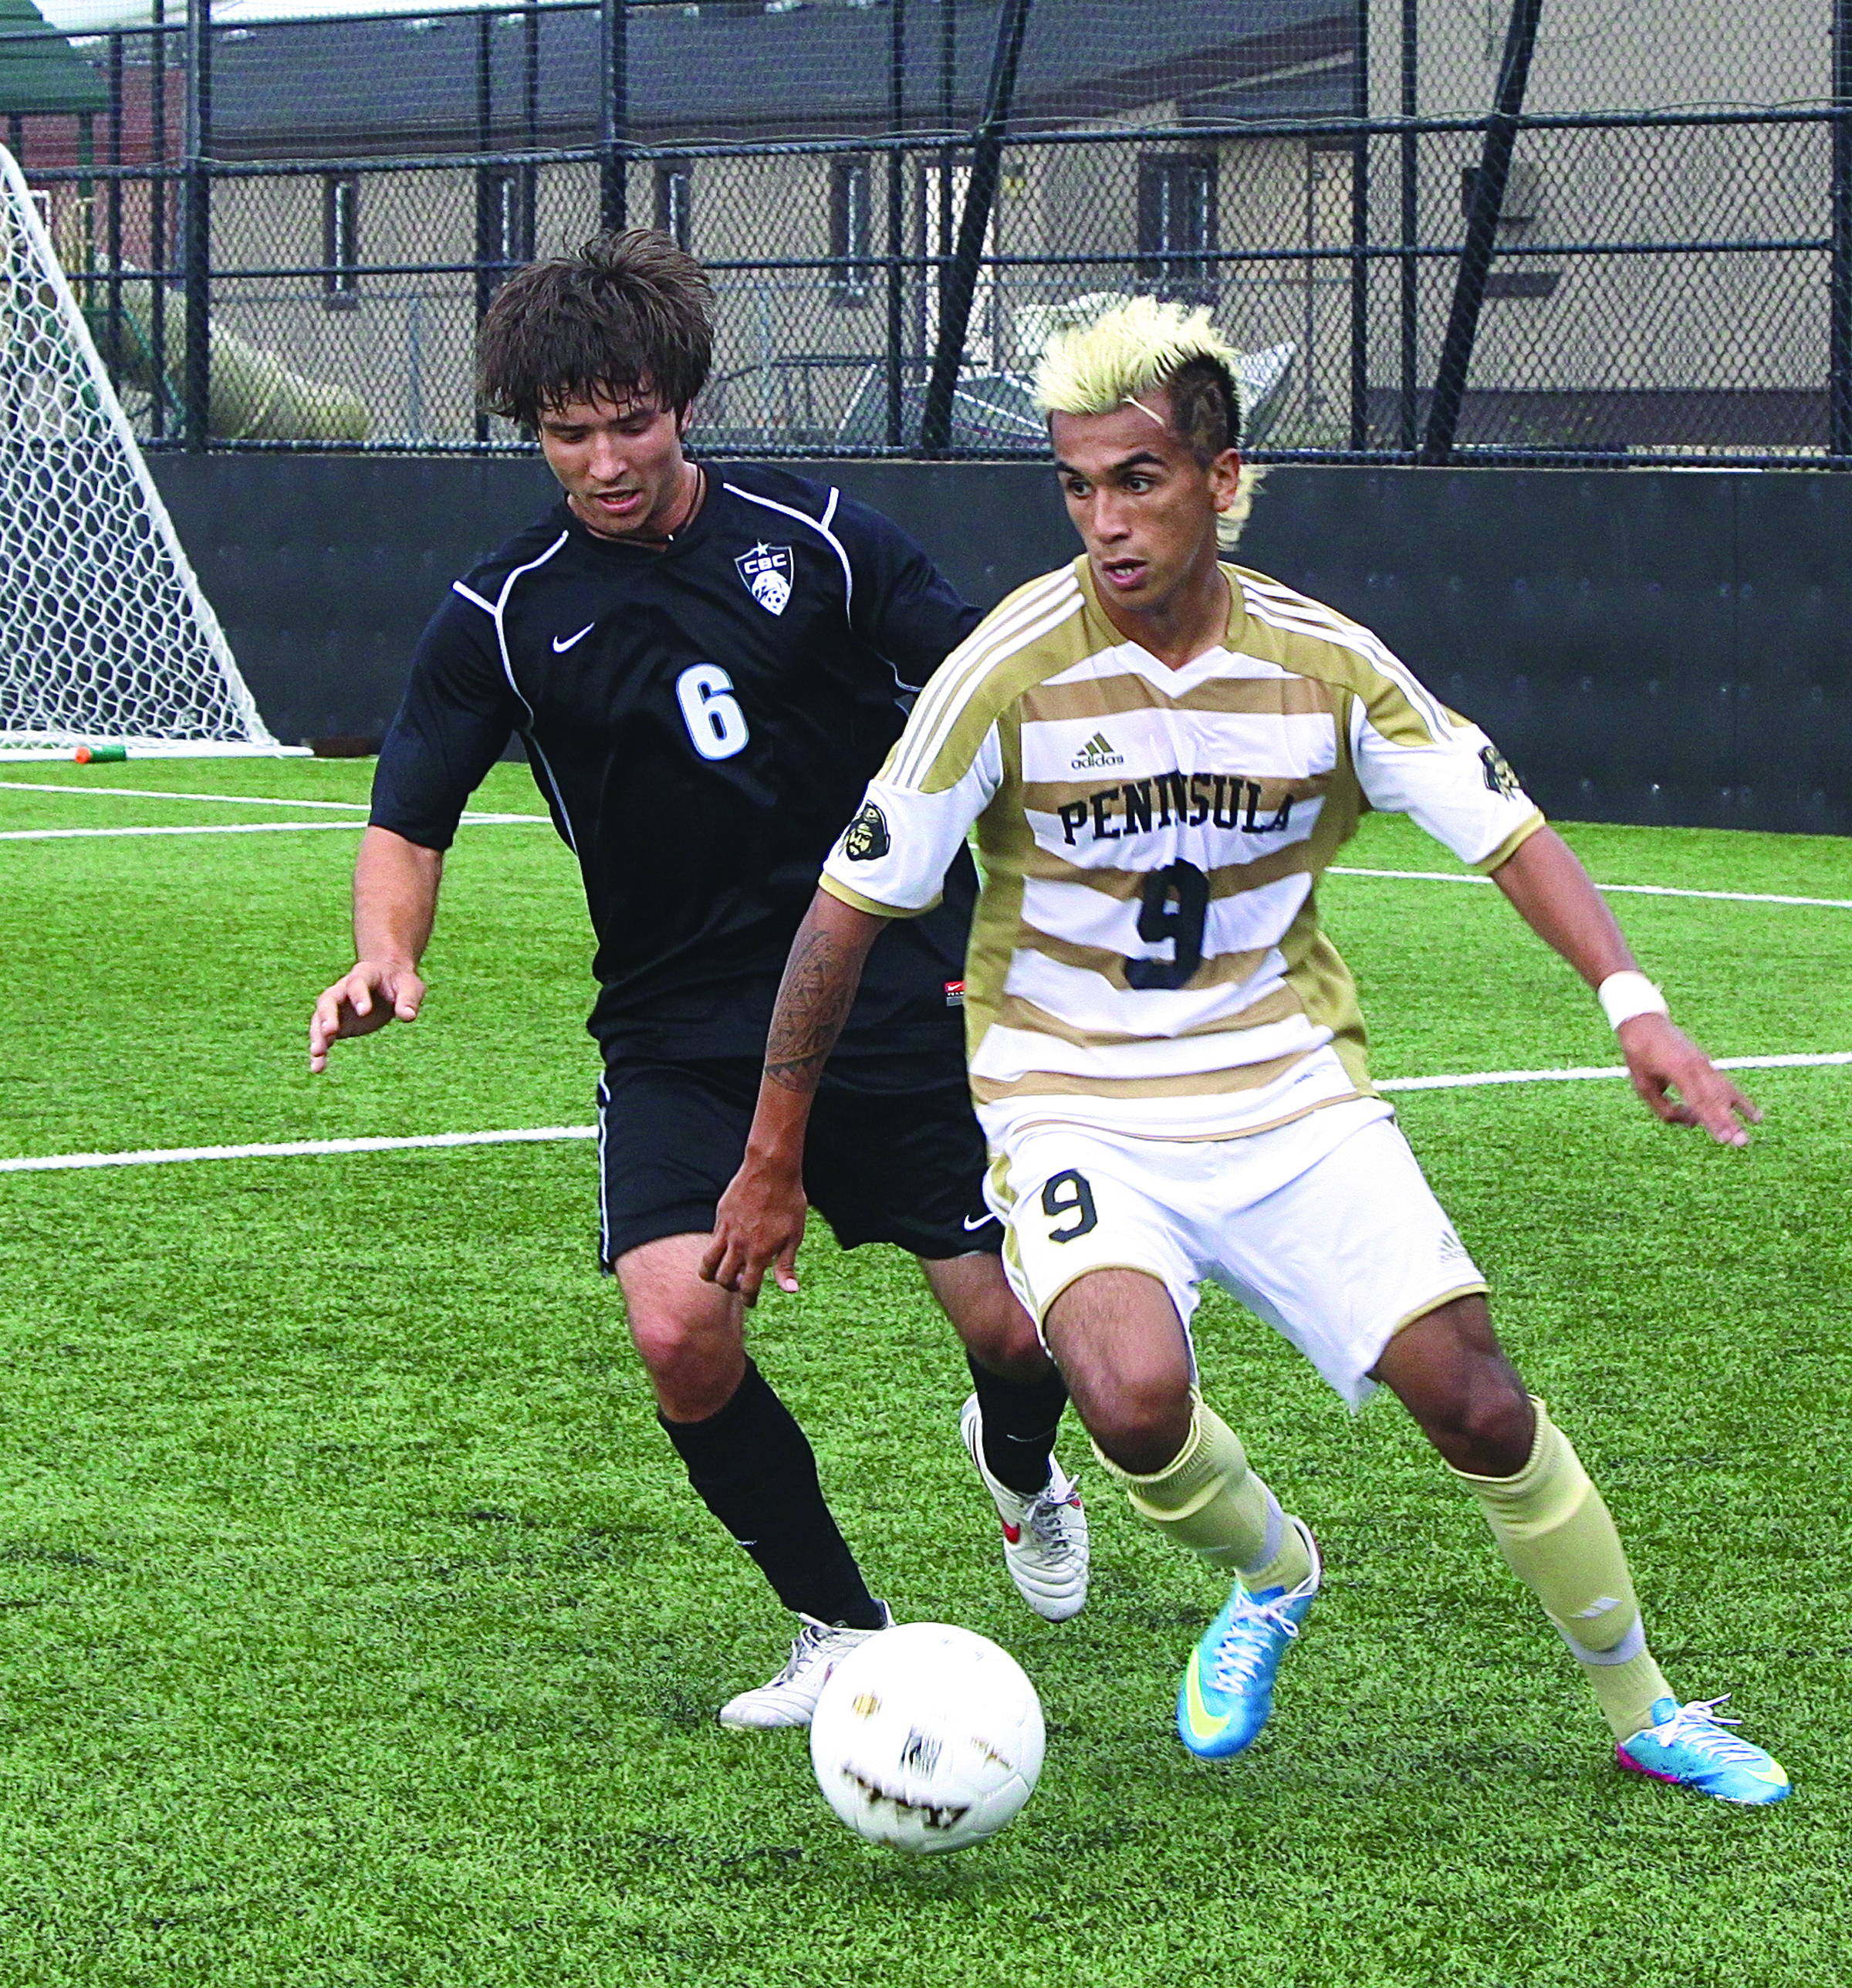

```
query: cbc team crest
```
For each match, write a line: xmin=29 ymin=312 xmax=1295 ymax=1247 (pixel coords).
xmin=736 ymin=543 xmax=794 ymax=616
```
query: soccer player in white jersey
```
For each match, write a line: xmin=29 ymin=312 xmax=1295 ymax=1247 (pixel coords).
xmin=703 ymin=296 xmax=1790 ymax=1804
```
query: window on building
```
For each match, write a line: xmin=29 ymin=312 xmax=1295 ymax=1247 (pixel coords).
xmin=1137 ymin=153 xmax=1218 ymax=308
xmin=322 ymin=173 xmax=360 ymax=306
xmin=1461 ymin=161 xmax=1557 ymax=299
xmin=829 ymin=157 xmax=874 ymax=306
xmin=654 ymin=165 xmax=693 ymax=251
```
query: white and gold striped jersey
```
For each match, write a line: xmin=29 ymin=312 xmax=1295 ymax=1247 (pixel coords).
xmin=821 ymin=554 xmax=1544 ymax=1143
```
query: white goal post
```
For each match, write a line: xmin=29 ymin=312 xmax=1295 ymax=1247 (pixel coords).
xmin=0 ymin=144 xmax=296 ymax=760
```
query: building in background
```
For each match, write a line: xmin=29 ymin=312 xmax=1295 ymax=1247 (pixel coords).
xmin=1 ymin=0 xmax=1838 ymax=457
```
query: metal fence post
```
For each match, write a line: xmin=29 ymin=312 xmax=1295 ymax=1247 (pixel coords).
xmin=1398 ymin=0 xmax=1419 ymax=453
xmin=522 ymin=0 xmax=539 ymax=255
xmin=1420 ymin=0 xmax=1543 ymax=465
xmin=473 ymin=11 xmax=494 ymax=444
xmin=1831 ymin=0 xmax=1852 ymax=458
xmin=600 ymin=0 xmax=627 ymax=231
xmin=150 ymin=0 xmax=167 ymax=440
xmin=1348 ymin=0 xmax=1370 ymax=449
xmin=182 ymin=0 xmax=211 ymax=452
xmin=886 ymin=0 xmax=906 ymax=448
xmin=921 ymin=0 xmax=1033 ymax=454
xmin=106 ymin=32 xmax=124 ymax=381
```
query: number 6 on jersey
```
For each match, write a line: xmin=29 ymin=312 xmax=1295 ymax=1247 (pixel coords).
xmin=676 ymin=661 xmax=751 ymax=760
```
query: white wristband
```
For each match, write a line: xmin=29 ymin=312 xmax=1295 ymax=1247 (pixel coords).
xmin=1597 ymin=970 xmax=1669 ymax=1031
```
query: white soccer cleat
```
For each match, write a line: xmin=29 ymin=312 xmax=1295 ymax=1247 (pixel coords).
xmin=717 ymin=1605 xmax=894 ymax=1731
xmin=960 ymin=1392 xmax=1090 ymax=1622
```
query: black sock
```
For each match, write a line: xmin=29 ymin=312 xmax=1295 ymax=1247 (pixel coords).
xmin=966 ymin=1354 xmax=1070 ymax=1496
xmin=658 ymin=1357 xmax=884 ymax=1628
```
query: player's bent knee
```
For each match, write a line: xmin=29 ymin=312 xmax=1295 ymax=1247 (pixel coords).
xmin=1072 ymin=1369 xmax=1192 ymax=1476
xmin=626 ymin=1309 xmax=747 ymax=1418
xmin=955 ymin=1307 xmax=1049 ymax=1381
xmin=921 ymin=1255 xmax=1049 ymax=1378
xmin=1413 ymin=1368 xmax=1535 ymax=1477
xmin=1455 ymin=1381 xmax=1536 ymax=1476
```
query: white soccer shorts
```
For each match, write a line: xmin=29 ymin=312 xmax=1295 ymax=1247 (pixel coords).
xmin=990 ymin=1101 xmax=1488 ymax=1409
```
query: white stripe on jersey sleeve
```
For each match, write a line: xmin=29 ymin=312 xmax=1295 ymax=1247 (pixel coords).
xmin=724 ymin=481 xmax=855 ymax=614
xmin=1016 ymin=705 xmax=1338 ymax=788
xmin=488 ymin=532 xmax=576 ymax=852
xmin=1345 ymin=695 xmax=1537 ymax=867
xmin=891 ymin=569 xmax=1083 ymax=789
xmin=822 ymin=725 xmax=1004 ymax=914
xmin=1239 ymin=576 xmax=1454 ymax=741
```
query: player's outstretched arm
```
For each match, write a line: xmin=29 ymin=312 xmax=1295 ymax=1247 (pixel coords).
xmin=1489 ymin=825 xmax=1760 ymax=1146
xmin=308 ymin=827 xmax=445 ymax=1073
xmin=701 ymin=888 xmax=890 ymax=1303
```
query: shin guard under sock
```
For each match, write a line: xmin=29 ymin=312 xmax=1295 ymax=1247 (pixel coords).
xmin=965 ymin=1353 xmax=1070 ymax=1496
xmin=1093 ymin=1393 xmax=1312 ymax=1593
xmin=659 ymin=1357 xmax=884 ymax=1628
xmin=1452 ymin=1396 xmax=1669 ymax=1739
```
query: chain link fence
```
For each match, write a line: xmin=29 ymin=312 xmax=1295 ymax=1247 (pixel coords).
xmin=5 ymin=0 xmax=1849 ymax=463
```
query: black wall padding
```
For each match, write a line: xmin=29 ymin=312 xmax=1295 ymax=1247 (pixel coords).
xmin=150 ymin=458 xmax=1851 ymax=836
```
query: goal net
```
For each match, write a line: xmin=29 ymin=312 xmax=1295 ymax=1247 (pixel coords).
xmin=0 ymin=144 xmax=282 ymax=759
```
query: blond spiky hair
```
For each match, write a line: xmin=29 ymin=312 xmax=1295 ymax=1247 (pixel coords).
xmin=1032 ymin=293 xmax=1263 ymax=549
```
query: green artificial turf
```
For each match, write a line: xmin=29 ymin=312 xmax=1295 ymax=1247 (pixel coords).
xmin=0 ymin=762 xmax=1845 ymax=1986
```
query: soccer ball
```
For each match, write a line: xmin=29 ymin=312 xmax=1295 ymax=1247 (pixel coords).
xmin=809 ymin=1622 xmax=1045 ymax=1854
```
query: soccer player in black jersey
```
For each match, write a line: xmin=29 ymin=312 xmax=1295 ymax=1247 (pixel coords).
xmin=308 ymin=230 xmax=1088 ymax=1726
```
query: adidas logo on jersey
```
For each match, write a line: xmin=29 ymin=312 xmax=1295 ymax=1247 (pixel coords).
xmin=1070 ymin=731 xmax=1124 ymax=770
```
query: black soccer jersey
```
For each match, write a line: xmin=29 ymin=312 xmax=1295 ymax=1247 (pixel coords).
xmin=370 ymin=462 xmax=982 ymax=1060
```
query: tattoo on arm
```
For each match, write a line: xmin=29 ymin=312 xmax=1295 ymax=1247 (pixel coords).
xmin=763 ymin=927 xmax=858 ymax=1093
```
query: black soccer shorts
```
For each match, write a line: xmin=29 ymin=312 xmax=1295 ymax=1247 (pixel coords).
xmin=594 ymin=1046 xmax=1005 ymax=1270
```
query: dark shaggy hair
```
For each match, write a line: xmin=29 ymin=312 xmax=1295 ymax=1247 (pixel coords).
xmin=476 ymin=228 xmax=715 ymax=428
xmin=1167 ymin=353 xmax=1243 ymax=465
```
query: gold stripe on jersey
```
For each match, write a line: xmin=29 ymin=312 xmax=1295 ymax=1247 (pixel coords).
xmin=1015 ymin=928 xmax=1282 ymax=994
xmin=890 ymin=569 xmax=1086 ymax=790
xmin=1475 ymin=809 xmax=1546 ymax=876
xmin=972 ymin=1050 xmax=1312 ymax=1104
xmin=962 ymin=773 xmax=1036 ymax=1047
xmin=1280 ymin=918 xmax=1370 ymax=1094
xmin=1020 ymin=671 xmax=1338 ymax=725
xmin=1019 ymin=839 xmax=1314 ymax=901
xmin=822 ymin=874 xmax=925 ymax=920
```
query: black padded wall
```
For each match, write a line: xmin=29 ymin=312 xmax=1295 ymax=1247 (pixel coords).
xmin=150 ymin=457 xmax=1852 ymax=836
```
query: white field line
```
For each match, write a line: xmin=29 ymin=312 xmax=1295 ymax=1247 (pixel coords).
xmin=1328 ymin=865 xmax=1852 ymax=911
xmin=0 ymin=1126 xmax=598 ymax=1175
xmin=0 ymin=793 xmax=1840 ymax=906
xmin=0 ymin=812 xmax=546 ymax=843
xmin=0 ymin=781 xmax=377 ymax=810
xmin=4 ymin=1051 xmax=1847 ymax=1176
xmin=1377 ymin=1050 xmax=1852 ymax=1092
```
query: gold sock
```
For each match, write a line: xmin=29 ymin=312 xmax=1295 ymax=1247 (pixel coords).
xmin=1452 ymin=1397 xmax=1669 ymax=1740
xmin=1092 ymin=1393 xmax=1313 ymax=1592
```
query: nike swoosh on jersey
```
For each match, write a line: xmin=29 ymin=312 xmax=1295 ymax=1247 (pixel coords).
xmin=961 ymin=1212 xmax=995 ymax=1232
xmin=552 ymin=623 xmax=597 ymax=653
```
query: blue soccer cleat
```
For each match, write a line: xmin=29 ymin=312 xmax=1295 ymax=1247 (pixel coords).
xmin=1616 ymin=1695 xmax=1790 ymax=1805
xmin=1177 ymin=1517 xmax=1320 ymax=1760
